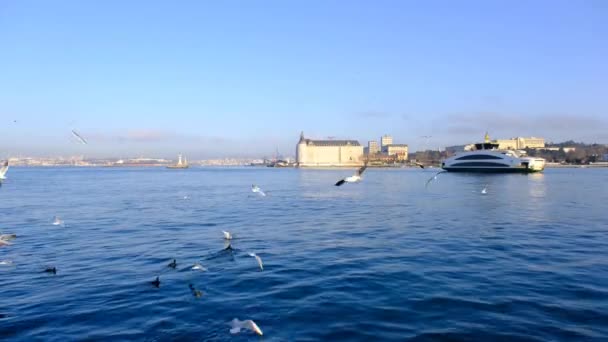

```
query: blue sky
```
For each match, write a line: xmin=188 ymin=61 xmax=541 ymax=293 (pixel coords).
xmin=1 ymin=0 xmax=607 ymax=158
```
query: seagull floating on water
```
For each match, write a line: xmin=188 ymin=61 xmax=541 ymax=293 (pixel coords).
xmin=425 ymin=171 xmax=447 ymax=188
xmin=248 ymin=253 xmax=264 ymax=271
xmin=0 ymin=160 xmax=9 ymax=182
xmin=0 ymin=234 xmax=16 ymax=242
xmin=0 ymin=260 xmax=13 ymax=266
xmin=44 ymin=267 xmax=57 ymax=274
xmin=222 ymin=230 xmax=233 ymax=240
xmin=188 ymin=283 xmax=203 ymax=298
xmin=335 ymin=164 xmax=368 ymax=186
xmin=71 ymin=129 xmax=88 ymax=145
xmin=151 ymin=276 xmax=160 ymax=288
xmin=251 ymin=185 xmax=266 ymax=197
xmin=191 ymin=263 xmax=207 ymax=271
xmin=230 ymin=318 xmax=263 ymax=336
xmin=168 ymin=259 xmax=177 ymax=269
xmin=52 ymin=216 xmax=64 ymax=226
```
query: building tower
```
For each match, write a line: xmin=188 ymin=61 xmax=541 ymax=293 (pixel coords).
xmin=381 ymin=135 xmax=393 ymax=148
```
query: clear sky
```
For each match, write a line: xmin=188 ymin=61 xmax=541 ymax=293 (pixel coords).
xmin=1 ymin=0 xmax=607 ymax=158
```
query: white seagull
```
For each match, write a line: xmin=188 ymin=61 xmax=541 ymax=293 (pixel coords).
xmin=0 ymin=260 xmax=13 ymax=266
xmin=248 ymin=253 xmax=264 ymax=271
xmin=251 ymin=184 xmax=266 ymax=197
xmin=230 ymin=318 xmax=263 ymax=336
xmin=71 ymin=129 xmax=88 ymax=145
xmin=191 ymin=263 xmax=207 ymax=271
xmin=222 ymin=230 xmax=233 ymax=240
xmin=0 ymin=240 xmax=11 ymax=247
xmin=0 ymin=160 xmax=9 ymax=182
xmin=481 ymin=186 xmax=487 ymax=194
xmin=52 ymin=216 xmax=64 ymax=226
xmin=335 ymin=164 xmax=368 ymax=186
xmin=0 ymin=234 xmax=16 ymax=242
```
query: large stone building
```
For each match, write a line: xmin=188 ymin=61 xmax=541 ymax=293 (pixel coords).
xmin=296 ymin=132 xmax=364 ymax=167
xmin=494 ymin=137 xmax=545 ymax=150
xmin=385 ymin=144 xmax=409 ymax=161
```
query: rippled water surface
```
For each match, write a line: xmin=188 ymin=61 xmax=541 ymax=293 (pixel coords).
xmin=1 ymin=167 xmax=608 ymax=341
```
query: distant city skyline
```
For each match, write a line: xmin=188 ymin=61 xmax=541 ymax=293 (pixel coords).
xmin=1 ymin=1 xmax=607 ymax=158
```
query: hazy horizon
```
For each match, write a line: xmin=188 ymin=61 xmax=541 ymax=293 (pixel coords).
xmin=2 ymin=1 xmax=607 ymax=159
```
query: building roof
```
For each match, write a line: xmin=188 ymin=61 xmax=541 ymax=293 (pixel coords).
xmin=299 ymin=132 xmax=361 ymax=146
xmin=304 ymin=139 xmax=361 ymax=146
xmin=387 ymin=144 xmax=408 ymax=147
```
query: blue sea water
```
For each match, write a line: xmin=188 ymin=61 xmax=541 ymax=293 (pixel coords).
xmin=1 ymin=167 xmax=608 ymax=341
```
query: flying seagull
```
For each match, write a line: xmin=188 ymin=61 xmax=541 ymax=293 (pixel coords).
xmin=230 ymin=318 xmax=263 ymax=336
xmin=222 ymin=230 xmax=233 ymax=240
xmin=248 ymin=253 xmax=264 ymax=271
xmin=414 ymin=162 xmax=425 ymax=169
xmin=251 ymin=185 xmax=266 ymax=197
xmin=481 ymin=186 xmax=487 ymax=194
xmin=52 ymin=216 xmax=64 ymax=226
xmin=71 ymin=130 xmax=88 ymax=145
xmin=425 ymin=171 xmax=447 ymax=188
xmin=0 ymin=160 xmax=9 ymax=181
xmin=335 ymin=164 xmax=368 ymax=186
xmin=0 ymin=240 xmax=11 ymax=247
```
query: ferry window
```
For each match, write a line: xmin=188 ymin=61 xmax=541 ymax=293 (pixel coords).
xmin=455 ymin=154 xmax=503 ymax=160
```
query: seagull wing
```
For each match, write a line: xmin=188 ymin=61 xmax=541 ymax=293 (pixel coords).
xmin=356 ymin=164 xmax=368 ymax=176
xmin=0 ymin=160 xmax=8 ymax=178
xmin=335 ymin=179 xmax=346 ymax=186
xmin=71 ymin=130 xmax=88 ymax=144
xmin=255 ymin=255 xmax=263 ymax=270
xmin=244 ymin=320 xmax=263 ymax=336
xmin=425 ymin=171 xmax=447 ymax=188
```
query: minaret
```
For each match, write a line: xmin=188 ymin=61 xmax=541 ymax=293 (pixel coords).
xmin=297 ymin=131 xmax=306 ymax=167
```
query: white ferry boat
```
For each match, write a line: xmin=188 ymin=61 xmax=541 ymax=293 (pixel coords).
xmin=442 ymin=136 xmax=545 ymax=173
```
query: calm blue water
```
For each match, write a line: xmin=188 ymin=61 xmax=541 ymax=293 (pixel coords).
xmin=1 ymin=167 xmax=608 ymax=341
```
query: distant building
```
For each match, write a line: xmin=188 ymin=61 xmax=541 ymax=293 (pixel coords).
xmin=445 ymin=145 xmax=467 ymax=153
xmin=494 ymin=137 xmax=545 ymax=150
xmin=381 ymin=135 xmax=393 ymax=148
xmin=563 ymin=147 xmax=577 ymax=153
xmin=296 ymin=132 xmax=364 ymax=167
xmin=368 ymin=140 xmax=380 ymax=155
xmin=385 ymin=144 xmax=409 ymax=161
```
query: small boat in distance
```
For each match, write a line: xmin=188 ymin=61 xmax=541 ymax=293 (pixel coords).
xmin=441 ymin=133 xmax=545 ymax=173
xmin=167 ymin=154 xmax=189 ymax=169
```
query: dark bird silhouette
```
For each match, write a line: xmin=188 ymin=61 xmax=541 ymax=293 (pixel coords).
xmin=168 ymin=259 xmax=177 ymax=269
xmin=188 ymin=283 xmax=203 ymax=298
xmin=44 ymin=267 xmax=57 ymax=274
xmin=151 ymin=276 xmax=160 ymax=288
xmin=415 ymin=162 xmax=425 ymax=169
